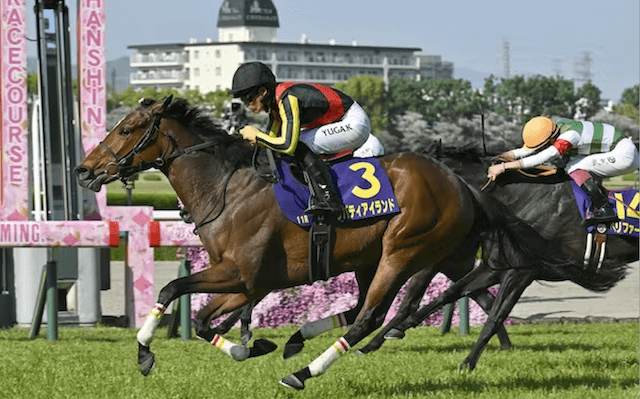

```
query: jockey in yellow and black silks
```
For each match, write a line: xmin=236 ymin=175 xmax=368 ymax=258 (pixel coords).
xmin=231 ymin=62 xmax=373 ymax=216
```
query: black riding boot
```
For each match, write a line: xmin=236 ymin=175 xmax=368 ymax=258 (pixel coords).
xmin=294 ymin=143 xmax=343 ymax=216
xmin=581 ymin=178 xmax=618 ymax=226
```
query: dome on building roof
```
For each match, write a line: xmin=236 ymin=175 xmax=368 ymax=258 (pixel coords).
xmin=217 ymin=0 xmax=279 ymax=28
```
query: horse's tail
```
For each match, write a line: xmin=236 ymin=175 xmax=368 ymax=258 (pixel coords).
xmin=467 ymin=184 xmax=628 ymax=292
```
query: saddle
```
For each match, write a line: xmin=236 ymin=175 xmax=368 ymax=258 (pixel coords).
xmin=265 ymin=149 xmax=399 ymax=283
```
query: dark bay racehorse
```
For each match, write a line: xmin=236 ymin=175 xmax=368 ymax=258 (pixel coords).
xmin=356 ymin=143 xmax=634 ymax=370
xmin=75 ymin=97 xmax=616 ymax=390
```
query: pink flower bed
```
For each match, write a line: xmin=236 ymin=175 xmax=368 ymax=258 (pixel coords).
xmin=185 ymin=247 xmax=507 ymax=328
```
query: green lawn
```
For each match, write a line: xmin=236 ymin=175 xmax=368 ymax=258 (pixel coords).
xmin=1 ymin=322 xmax=637 ymax=398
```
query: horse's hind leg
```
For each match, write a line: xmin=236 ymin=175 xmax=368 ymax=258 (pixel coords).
xmin=388 ymin=263 xmax=502 ymax=342
xmin=460 ymin=269 xmax=533 ymax=371
xmin=357 ymin=267 xmax=438 ymax=354
xmin=280 ymin=265 xmax=409 ymax=390
xmin=283 ymin=269 xmax=375 ymax=359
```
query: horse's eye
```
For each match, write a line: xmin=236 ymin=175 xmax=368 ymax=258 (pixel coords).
xmin=119 ymin=129 xmax=131 ymax=137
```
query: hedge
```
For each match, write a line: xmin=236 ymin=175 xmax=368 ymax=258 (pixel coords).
xmin=107 ymin=191 xmax=178 ymax=209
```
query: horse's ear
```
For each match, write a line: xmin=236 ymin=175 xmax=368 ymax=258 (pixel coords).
xmin=150 ymin=95 xmax=173 ymax=115
xmin=162 ymin=95 xmax=173 ymax=109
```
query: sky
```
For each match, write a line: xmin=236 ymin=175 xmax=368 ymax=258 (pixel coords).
xmin=25 ymin=0 xmax=639 ymax=102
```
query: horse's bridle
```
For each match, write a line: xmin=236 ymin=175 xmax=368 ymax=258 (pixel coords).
xmin=99 ymin=112 xmax=218 ymax=182
xmin=99 ymin=112 xmax=170 ymax=181
xmin=99 ymin=109 xmax=235 ymax=234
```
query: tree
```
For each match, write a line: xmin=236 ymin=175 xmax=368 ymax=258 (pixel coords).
xmin=334 ymin=75 xmax=388 ymax=134
xmin=575 ymin=80 xmax=601 ymax=119
xmin=620 ymin=84 xmax=639 ymax=109
xmin=494 ymin=75 xmax=578 ymax=122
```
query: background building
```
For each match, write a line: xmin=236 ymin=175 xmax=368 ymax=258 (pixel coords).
xmin=129 ymin=0 xmax=453 ymax=92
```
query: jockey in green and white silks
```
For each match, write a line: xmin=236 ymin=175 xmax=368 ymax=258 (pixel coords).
xmin=487 ymin=116 xmax=639 ymax=226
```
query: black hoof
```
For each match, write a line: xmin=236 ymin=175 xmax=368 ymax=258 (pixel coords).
xmin=279 ymin=374 xmax=305 ymax=390
xmin=458 ymin=360 xmax=474 ymax=373
xmin=283 ymin=330 xmax=304 ymax=360
xmin=138 ymin=344 xmax=156 ymax=376
xmin=283 ymin=343 xmax=304 ymax=360
xmin=195 ymin=328 xmax=216 ymax=342
xmin=354 ymin=349 xmax=366 ymax=356
xmin=384 ymin=328 xmax=405 ymax=340
xmin=241 ymin=331 xmax=253 ymax=346
xmin=248 ymin=338 xmax=277 ymax=358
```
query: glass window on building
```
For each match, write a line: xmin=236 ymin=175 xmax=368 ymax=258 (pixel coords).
xmin=257 ymin=49 xmax=268 ymax=60
xmin=287 ymin=51 xmax=297 ymax=62
xmin=194 ymin=68 xmax=200 ymax=77
xmin=215 ymin=49 xmax=221 ymax=58
xmin=215 ymin=67 xmax=221 ymax=76
xmin=317 ymin=52 xmax=325 ymax=62
xmin=194 ymin=50 xmax=200 ymax=59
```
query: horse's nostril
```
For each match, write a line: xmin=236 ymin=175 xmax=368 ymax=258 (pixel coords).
xmin=74 ymin=165 xmax=90 ymax=178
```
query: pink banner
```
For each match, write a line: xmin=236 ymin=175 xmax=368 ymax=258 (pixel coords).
xmin=150 ymin=221 xmax=203 ymax=247
xmin=0 ymin=220 xmax=118 ymax=247
xmin=79 ymin=0 xmax=107 ymax=212
xmin=0 ymin=0 xmax=28 ymax=221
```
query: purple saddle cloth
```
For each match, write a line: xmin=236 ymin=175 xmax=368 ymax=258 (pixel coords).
xmin=273 ymin=157 xmax=400 ymax=227
xmin=571 ymin=181 xmax=639 ymax=237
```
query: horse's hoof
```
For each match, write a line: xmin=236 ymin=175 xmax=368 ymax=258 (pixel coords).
xmin=195 ymin=328 xmax=215 ymax=342
xmin=283 ymin=343 xmax=304 ymax=360
xmin=279 ymin=374 xmax=305 ymax=390
xmin=248 ymin=338 xmax=277 ymax=358
xmin=241 ymin=331 xmax=253 ymax=346
xmin=384 ymin=328 xmax=405 ymax=340
xmin=458 ymin=361 xmax=473 ymax=373
xmin=354 ymin=349 xmax=366 ymax=356
xmin=138 ymin=345 xmax=156 ymax=376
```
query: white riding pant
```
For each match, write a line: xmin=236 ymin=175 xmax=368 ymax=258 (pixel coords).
xmin=566 ymin=137 xmax=639 ymax=177
xmin=353 ymin=133 xmax=385 ymax=158
xmin=300 ymin=101 xmax=371 ymax=155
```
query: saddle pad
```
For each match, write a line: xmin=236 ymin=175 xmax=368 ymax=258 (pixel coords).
xmin=571 ymin=181 xmax=639 ymax=237
xmin=273 ymin=157 xmax=400 ymax=227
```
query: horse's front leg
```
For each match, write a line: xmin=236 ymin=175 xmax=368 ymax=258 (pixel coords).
xmin=136 ymin=266 xmax=258 ymax=376
xmin=193 ymin=293 xmax=276 ymax=361
xmin=460 ymin=269 xmax=533 ymax=371
xmin=194 ymin=294 xmax=253 ymax=342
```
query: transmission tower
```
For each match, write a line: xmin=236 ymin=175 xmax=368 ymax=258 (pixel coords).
xmin=502 ymin=38 xmax=510 ymax=79
xmin=574 ymin=51 xmax=593 ymax=86
xmin=552 ymin=57 xmax=563 ymax=77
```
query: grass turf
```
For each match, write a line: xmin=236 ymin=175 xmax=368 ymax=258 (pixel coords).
xmin=0 ymin=322 xmax=637 ymax=398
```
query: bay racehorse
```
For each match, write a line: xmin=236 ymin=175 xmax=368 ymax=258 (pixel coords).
xmin=75 ymin=97 xmax=616 ymax=390
xmin=355 ymin=143 xmax=633 ymax=370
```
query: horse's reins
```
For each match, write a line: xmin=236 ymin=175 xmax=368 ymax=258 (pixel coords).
xmin=481 ymin=155 xmax=559 ymax=191
xmin=100 ymin=110 xmax=235 ymax=234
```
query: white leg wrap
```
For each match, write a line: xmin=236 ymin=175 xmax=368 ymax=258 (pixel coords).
xmin=211 ymin=334 xmax=250 ymax=361
xmin=300 ymin=313 xmax=347 ymax=339
xmin=137 ymin=303 xmax=166 ymax=346
xmin=308 ymin=337 xmax=351 ymax=377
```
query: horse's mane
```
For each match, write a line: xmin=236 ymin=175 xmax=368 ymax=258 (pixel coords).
xmin=143 ymin=97 xmax=255 ymax=168
xmin=422 ymin=140 xmax=492 ymax=165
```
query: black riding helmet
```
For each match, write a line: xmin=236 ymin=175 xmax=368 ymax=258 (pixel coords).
xmin=231 ymin=62 xmax=277 ymax=99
